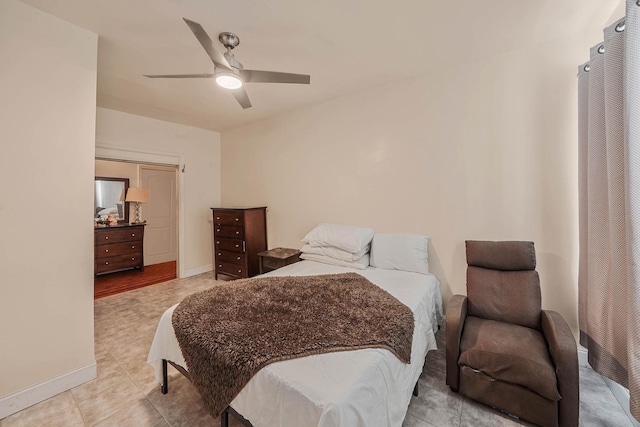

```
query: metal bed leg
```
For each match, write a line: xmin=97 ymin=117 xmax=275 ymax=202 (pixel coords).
xmin=221 ymin=407 xmax=229 ymax=427
xmin=413 ymin=381 xmax=419 ymax=397
xmin=226 ymin=406 xmax=253 ymax=427
xmin=161 ymin=359 xmax=168 ymax=394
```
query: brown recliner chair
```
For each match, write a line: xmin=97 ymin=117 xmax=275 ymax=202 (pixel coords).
xmin=446 ymin=241 xmax=579 ymax=427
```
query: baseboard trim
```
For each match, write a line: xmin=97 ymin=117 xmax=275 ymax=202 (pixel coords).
xmin=577 ymin=347 xmax=588 ymax=367
xmin=578 ymin=347 xmax=640 ymax=426
xmin=602 ymin=376 xmax=640 ymax=427
xmin=0 ymin=361 xmax=97 ymax=419
xmin=183 ymin=264 xmax=212 ymax=278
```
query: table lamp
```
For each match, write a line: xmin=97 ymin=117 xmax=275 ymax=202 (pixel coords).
xmin=125 ymin=188 xmax=149 ymax=223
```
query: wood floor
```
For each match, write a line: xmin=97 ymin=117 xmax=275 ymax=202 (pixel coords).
xmin=94 ymin=260 xmax=177 ymax=299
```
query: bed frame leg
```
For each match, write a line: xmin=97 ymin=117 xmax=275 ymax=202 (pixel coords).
xmin=413 ymin=381 xmax=419 ymax=397
xmin=161 ymin=359 xmax=168 ymax=394
xmin=221 ymin=407 xmax=229 ymax=427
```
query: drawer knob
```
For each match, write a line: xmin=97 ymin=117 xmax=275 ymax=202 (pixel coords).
xmin=105 ymin=249 xmax=109 ymax=253
xmin=235 ymin=218 xmax=239 ymax=221
xmin=235 ymin=231 xmax=240 ymax=235
xmin=237 ymin=257 xmax=240 ymax=261
xmin=105 ymin=262 xmax=109 ymax=265
xmin=132 ymin=233 xmax=135 ymax=237
xmin=217 ymin=229 xmax=220 ymax=232
xmin=131 ymin=257 xmax=135 ymax=261
xmin=238 ymin=269 xmax=242 ymax=273
xmin=218 ymin=264 xmax=222 ymax=268
xmin=131 ymin=245 xmax=135 ymax=249
xmin=217 ymin=252 xmax=221 ymax=256
xmin=105 ymin=236 xmax=109 ymax=240
xmin=216 ymin=216 xmax=220 ymax=220
xmin=216 ymin=241 xmax=220 ymax=245
xmin=235 ymin=244 xmax=239 ymax=248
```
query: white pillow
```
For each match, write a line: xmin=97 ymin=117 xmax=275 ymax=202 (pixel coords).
xmin=300 ymin=253 xmax=370 ymax=270
xmin=302 ymin=223 xmax=375 ymax=253
xmin=98 ymin=207 xmax=118 ymax=216
xmin=300 ymin=244 xmax=369 ymax=262
xmin=369 ymin=234 xmax=429 ymax=274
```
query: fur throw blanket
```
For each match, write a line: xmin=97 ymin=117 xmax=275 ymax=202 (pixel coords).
xmin=172 ymin=272 xmax=414 ymax=417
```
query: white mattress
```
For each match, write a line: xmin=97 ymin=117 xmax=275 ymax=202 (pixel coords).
xmin=148 ymin=260 xmax=443 ymax=427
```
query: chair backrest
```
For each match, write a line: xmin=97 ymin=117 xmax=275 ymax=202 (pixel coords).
xmin=466 ymin=240 xmax=542 ymax=330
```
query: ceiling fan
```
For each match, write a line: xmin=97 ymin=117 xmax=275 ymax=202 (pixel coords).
xmin=144 ymin=18 xmax=311 ymax=109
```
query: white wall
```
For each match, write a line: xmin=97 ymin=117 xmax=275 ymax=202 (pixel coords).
xmin=0 ymin=0 xmax=97 ymax=413
xmin=95 ymin=108 xmax=221 ymax=276
xmin=221 ymin=27 xmax=607 ymax=336
xmin=95 ymin=159 xmax=139 ymax=186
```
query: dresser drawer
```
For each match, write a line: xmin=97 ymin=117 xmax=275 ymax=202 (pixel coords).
xmin=95 ymin=253 xmax=142 ymax=273
xmin=215 ymin=262 xmax=246 ymax=278
xmin=215 ymin=238 xmax=245 ymax=253
xmin=216 ymin=250 xmax=245 ymax=265
xmin=214 ymin=225 xmax=244 ymax=239
xmin=212 ymin=210 xmax=244 ymax=225
xmin=95 ymin=228 xmax=143 ymax=245
xmin=95 ymin=242 xmax=141 ymax=258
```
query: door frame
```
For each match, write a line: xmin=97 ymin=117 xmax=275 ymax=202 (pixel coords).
xmin=96 ymin=143 xmax=185 ymax=278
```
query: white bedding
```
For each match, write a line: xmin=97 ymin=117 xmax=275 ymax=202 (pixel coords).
xmin=148 ymin=260 xmax=443 ymax=427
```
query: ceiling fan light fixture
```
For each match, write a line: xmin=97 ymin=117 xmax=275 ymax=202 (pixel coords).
xmin=215 ymin=72 xmax=242 ymax=89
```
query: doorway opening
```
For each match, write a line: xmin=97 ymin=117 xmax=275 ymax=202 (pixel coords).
xmin=94 ymin=159 xmax=179 ymax=298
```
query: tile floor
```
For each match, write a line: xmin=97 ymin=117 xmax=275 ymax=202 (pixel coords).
xmin=0 ymin=272 xmax=634 ymax=427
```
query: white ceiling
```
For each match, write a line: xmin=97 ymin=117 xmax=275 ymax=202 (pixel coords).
xmin=20 ymin=0 xmax=621 ymax=132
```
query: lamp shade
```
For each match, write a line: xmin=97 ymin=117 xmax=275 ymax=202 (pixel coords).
xmin=125 ymin=188 xmax=149 ymax=203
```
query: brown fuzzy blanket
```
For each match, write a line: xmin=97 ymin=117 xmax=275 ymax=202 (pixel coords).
xmin=172 ymin=273 xmax=414 ymax=417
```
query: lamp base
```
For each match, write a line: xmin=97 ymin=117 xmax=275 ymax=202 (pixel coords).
xmin=132 ymin=202 xmax=144 ymax=224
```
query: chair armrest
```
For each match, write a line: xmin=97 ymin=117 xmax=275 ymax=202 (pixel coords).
xmin=541 ymin=310 xmax=579 ymax=427
xmin=445 ymin=295 xmax=468 ymax=391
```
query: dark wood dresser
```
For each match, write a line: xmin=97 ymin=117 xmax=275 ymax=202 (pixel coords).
xmin=94 ymin=224 xmax=145 ymax=275
xmin=212 ymin=207 xmax=267 ymax=279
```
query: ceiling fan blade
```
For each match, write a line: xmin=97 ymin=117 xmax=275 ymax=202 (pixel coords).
xmin=183 ymin=18 xmax=231 ymax=69
xmin=144 ymin=73 xmax=215 ymax=78
xmin=240 ymin=70 xmax=310 ymax=84
xmin=231 ymin=87 xmax=252 ymax=109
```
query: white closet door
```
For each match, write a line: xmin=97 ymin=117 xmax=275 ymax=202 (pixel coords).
xmin=141 ymin=166 xmax=177 ymax=265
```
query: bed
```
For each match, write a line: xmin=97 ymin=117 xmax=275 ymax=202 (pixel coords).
xmin=148 ymin=260 xmax=443 ymax=427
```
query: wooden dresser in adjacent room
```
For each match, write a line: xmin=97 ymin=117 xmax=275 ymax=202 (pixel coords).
xmin=94 ymin=223 xmax=145 ymax=275
xmin=211 ymin=207 xmax=267 ymax=279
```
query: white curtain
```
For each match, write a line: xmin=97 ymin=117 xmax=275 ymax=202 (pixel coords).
xmin=578 ymin=0 xmax=640 ymax=420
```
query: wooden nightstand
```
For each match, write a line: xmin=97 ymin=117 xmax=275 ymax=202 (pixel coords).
xmin=258 ymin=248 xmax=302 ymax=274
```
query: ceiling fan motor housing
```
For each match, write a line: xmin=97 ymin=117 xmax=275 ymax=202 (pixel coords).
xmin=223 ymin=52 xmax=243 ymax=71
